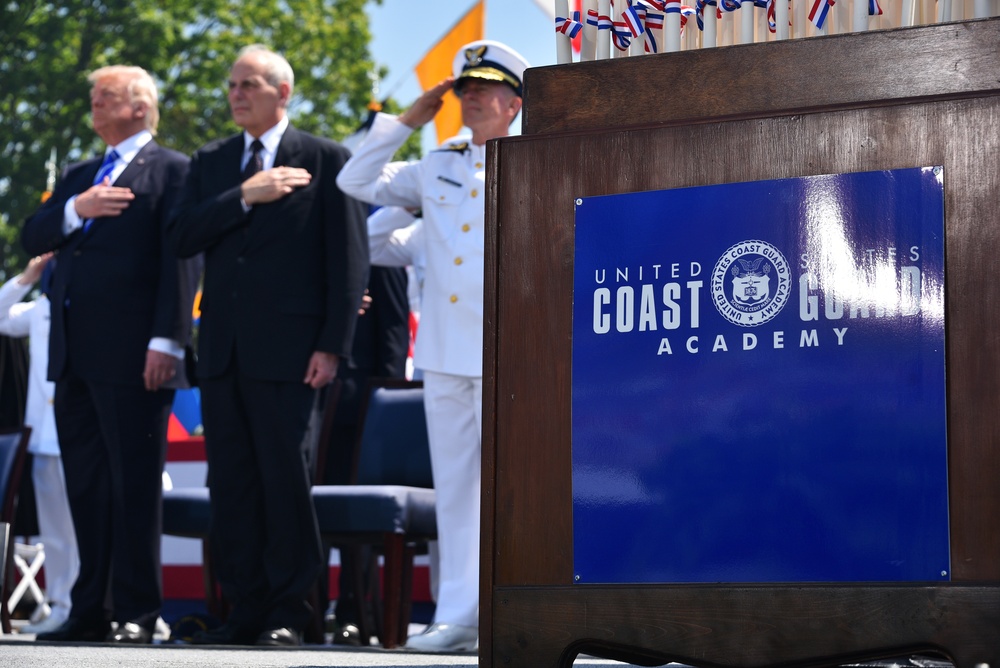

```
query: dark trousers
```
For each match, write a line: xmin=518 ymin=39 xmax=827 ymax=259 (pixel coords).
xmin=200 ymin=366 xmax=323 ymax=632
xmin=54 ymin=373 xmax=172 ymax=628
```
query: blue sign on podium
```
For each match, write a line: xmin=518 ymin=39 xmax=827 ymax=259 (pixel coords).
xmin=572 ymin=167 xmax=949 ymax=584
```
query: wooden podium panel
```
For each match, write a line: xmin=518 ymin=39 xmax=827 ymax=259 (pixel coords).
xmin=482 ymin=19 xmax=1000 ymax=668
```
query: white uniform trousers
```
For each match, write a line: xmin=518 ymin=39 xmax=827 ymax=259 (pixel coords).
xmin=422 ymin=370 xmax=482 ymax=628
xmin=33 ymin=453 xmax=80 ymax=615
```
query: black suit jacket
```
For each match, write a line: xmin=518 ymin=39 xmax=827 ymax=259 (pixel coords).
xmin=335 ymin=265 xmax=409 ymax=419
xmin=167 ymin=127 xmax=368 ymax=382
xmin=22 ymin=141 xmax=195 ymax=388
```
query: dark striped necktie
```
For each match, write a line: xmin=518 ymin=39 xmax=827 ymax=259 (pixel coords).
xmin=242 ymin=139 xmax=264 ymax=181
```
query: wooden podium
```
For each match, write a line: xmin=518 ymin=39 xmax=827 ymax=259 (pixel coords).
xmin=481 ymin=19 xmax=1000 ymax=668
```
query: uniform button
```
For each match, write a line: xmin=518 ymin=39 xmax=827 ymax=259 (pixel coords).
xmin=471 ymin=189 xmax=478 ymax=198
xmin=439 ymin=195 xmax=445 ymax=201
xmin=475 ymin=162 xmax=484 ymax=169
xmin=48 ymin=398 xmax=54 ymax=405
xmin=450 ymin=294 xmax=458 ymax=303
xmin=237 ymin=256 xmax=245 ymax=264
xmin=73 ymin=250 xmax=82 ymax=256
xmin=454 ymin=257 xmax=463 ymax=266
xmin=461 ymin=224 xmax=471 ymax=232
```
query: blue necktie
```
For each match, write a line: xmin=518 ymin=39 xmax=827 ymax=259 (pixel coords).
xmin=83 ymin=148 xmax=120 ymax=232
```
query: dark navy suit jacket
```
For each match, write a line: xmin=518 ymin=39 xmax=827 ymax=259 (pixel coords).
xmin=22 ymin=141 xmax=195 ymax=388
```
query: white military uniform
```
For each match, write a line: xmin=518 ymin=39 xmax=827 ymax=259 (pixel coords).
xmin=337 ymin=113 xmax=488 ymax=628
xmin=0 ymin=275 xmax=80 ymax=624
xmin=365 ymin=206 xmax=425 ymax=307
xmin=341 ymin=116 xmax=487 ymax=377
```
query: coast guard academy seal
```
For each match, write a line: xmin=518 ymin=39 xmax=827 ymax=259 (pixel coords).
xmin=711 ymin=240 xmax=791 ymax=327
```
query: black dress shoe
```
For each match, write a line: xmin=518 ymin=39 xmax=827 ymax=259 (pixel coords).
xmin=332 ymin=622 xmax=362 ymax=646
xmin=35 ymin=617 xmax=112 ymax=642
xmin=189 ymin=621 xmax=259 ymax=646
xmin=255 ymin=626 xmax=301 ymax=647
xmin=107 ymin=622 xmax=152 ymax=644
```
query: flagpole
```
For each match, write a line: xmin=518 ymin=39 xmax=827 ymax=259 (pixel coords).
xmin=794 ymin=0 xmax=806 ymax=37
xmin=740 ymin=2 xmax=754 ymax=43
xmin=42 ymin=147 xmax=57 ymax=203
xmin=597 ymin=0 xmax=612 ymax=58
xmin=704 ymin=2 xmax=718 ymax=47
xmin=853 ymin=0 xmax=868 ymax=29
xmin=661 ymin=3 xmax=679 ymax=53
xmin=938 ymin=0 xmax=952 ymax=21
xmin=581 ymin=0 xmax=599 ymax=60
xmin=776 ymin=0 xmax=790 ymax=39
xmin=900 ymin=0 xmax=916 ymax=26
xmin=555 ymin=0 xmax=574 ymax=63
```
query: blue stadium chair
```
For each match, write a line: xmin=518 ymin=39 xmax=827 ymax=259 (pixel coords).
xmin=312 ymin=379 xmax=435 ymax=648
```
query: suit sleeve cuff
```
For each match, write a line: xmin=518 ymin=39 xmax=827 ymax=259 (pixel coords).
xmin=63 ymin=196 xmax=83 ymax=234
xmin=149 ymin=337 xmax=184 ymax=359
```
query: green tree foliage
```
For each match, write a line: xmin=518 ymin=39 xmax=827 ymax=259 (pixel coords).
xmin=0 ymin=0 xmax=421 ymax=281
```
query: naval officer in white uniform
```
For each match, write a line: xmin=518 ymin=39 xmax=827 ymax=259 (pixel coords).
xmin=0 ymin=254 xmax=80 ymax=634
xmin=336 ymin=39 xmax=528 ymax=653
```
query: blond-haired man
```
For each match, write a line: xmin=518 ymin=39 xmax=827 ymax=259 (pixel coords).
xmin=23 ymin=65 xmax=197 ymax=644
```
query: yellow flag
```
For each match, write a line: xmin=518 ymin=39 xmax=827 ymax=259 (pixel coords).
xmin=415 ymin=1 xmax=485 ymax=144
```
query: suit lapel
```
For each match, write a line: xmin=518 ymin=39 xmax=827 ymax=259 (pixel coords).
xmin=273 ymin=126 xmax=301 ymax=168
xmin=225 ymin=134 xmax=245 ymax=185
xmin=79 ymin=142 xmax=159 ymax=244
xmin=113 ymin=141 xmax=158 ymax=189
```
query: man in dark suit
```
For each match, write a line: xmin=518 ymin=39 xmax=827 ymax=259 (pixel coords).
xmin=166 ymin=45 xmax=368 ymax=647
xmin=21 ymin=65 xmax=197 ymax=644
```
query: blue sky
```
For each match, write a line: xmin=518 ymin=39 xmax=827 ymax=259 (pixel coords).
xmin=367 ymin=0 xmax=559 ymax=152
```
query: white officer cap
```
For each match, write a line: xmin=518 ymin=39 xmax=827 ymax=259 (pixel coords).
xmin=453 ymin=40 xmax=530 ymax=98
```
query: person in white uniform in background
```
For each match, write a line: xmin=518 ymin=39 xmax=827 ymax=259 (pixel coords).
xmin=365 ymin=205 xmax=426 ymax=350
xmin=0 ymin=253 xmax=80 ymax=634
xmin=336 ymin=40 xmax=528 ymax=653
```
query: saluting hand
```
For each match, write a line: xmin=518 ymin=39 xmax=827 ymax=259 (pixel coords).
xmin=399 ymin=77 xmax=456 ymax=130
xmin=74 ymin=176 xmax=135 ymax=219
xmin=241 ymin=166 xmax=312 ymax=205
xmin=18 ymin=252 xmax=54 ymax=286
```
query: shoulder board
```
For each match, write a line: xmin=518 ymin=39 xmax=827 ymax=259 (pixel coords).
xmin=433 ymin=141 xmax=470 ymax=155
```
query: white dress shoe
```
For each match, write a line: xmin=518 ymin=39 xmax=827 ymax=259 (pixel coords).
xmin=28 ymin=602 xmax=52 ymax=625
xmin=154 ymin=616 xmax=172 ymax=642
xmin=404 ymin=623 xmax=478 ymax=652
xmin=21 ymin=606 xmax=69 ymax=635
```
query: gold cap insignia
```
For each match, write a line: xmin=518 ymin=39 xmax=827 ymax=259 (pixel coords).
xmin=464 ymin=45 xmax=487 ymax=67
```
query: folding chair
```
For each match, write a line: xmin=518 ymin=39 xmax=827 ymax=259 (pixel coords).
xmin=0 ymin=522 xmax=8 ymax=634
xmin=0 ymin=427 xmax=31 ymax=633
xmin=7 ymin=542 xmax=47 ymax=620
xmin=312 ymin=379 xmax=436 ymax=648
